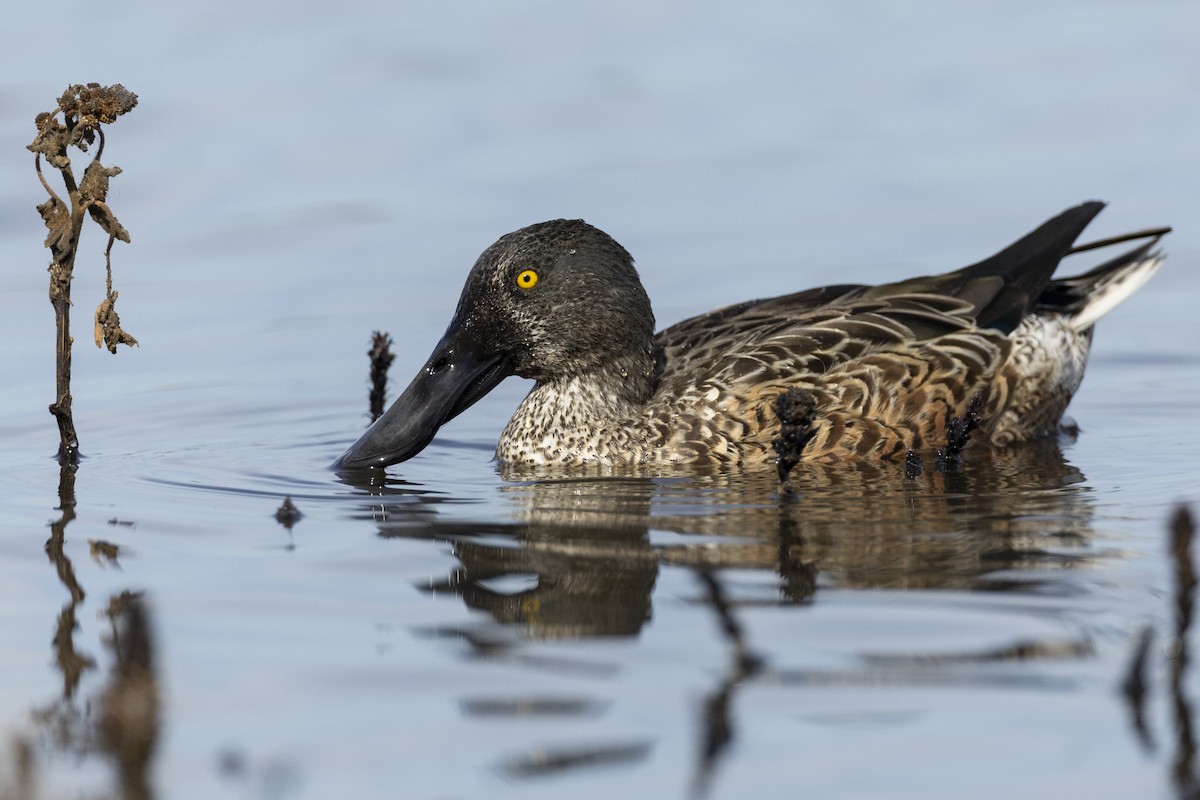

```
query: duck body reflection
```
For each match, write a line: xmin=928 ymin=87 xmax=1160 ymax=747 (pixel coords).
xmin=368 ymin=435 xmax=1092 ymax=639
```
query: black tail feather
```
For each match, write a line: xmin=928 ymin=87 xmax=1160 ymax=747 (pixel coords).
xmin=956 ymin=201 xmax=1106 ymax=332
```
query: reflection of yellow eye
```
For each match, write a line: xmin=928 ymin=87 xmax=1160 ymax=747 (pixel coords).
xmin=516 ymin=269 xmax=539 ymax=289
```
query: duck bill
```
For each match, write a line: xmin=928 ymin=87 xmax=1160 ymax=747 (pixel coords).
xmin=333 ymin=325 xmax=512 ymax=470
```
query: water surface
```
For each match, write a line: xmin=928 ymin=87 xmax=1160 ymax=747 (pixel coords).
xmin=1 ymin=1 xmax=1199 ymax=798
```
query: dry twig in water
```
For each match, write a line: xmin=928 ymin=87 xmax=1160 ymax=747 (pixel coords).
xmin=29 ymin=83 xmax=139 ymax=463
xmin=368 ymin=331 xmax=396 ymax=422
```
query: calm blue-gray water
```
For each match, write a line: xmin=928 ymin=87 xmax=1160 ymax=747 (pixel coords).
xmin=1 ymin=1 xmax=1199 ymax=798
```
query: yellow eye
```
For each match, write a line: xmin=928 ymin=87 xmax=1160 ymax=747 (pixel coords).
xmin=516 ymin=269 xmax=539 ymax=289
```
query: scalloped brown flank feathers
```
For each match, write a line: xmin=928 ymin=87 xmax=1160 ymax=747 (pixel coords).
xmin=335 ymin=202 xmax=1169 ymax=471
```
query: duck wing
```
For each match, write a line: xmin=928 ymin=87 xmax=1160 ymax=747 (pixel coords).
xmin=654 ymin=201 xmax=1109 ymax=387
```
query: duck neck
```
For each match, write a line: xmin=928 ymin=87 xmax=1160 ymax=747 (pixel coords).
xmin=576 ymin=348 xmax=659 ymax=410
xmin=498 ymin=349 xmax=661 ymax=465
xmin=530 ymin=348 xmax=659 ymax=420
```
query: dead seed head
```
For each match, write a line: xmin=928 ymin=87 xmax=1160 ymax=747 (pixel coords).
xmin=28 ymin=83 xmax=139 ymax=164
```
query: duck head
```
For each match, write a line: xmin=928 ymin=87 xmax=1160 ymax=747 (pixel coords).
xmin=334 ymin=219 xmax=656 ymax=470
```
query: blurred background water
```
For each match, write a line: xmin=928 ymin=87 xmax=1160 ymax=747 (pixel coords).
xmin=1 ymin=1 xmax=1198 ymax=798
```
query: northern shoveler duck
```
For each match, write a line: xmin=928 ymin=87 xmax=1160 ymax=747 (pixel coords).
xmin=335 ymin=201 xmax=1167 ymax=471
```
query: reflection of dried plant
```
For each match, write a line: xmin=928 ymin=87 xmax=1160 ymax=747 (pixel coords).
xmin=1170 ymin=505 xmax=1197 ymax=794
xmin=29 ymin=83 xmax=139 ymax=463
xmin=692 ymin=569 xmax=763 ymax=799
xmin=99 ymin=592 xmax=159 ymax=800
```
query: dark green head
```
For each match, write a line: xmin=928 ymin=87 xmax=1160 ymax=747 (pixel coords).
xmin=335 ymin=219 xmax=657 ymax=469
xmin=453 ymin=219 xmax=655 ymax=381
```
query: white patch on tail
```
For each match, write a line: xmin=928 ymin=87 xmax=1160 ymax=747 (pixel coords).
xmin=1068 ymin=255 xmax=1164 ymax=332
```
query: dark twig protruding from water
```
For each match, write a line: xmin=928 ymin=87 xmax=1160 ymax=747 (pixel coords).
xmin=772 ymin=387 xmax=816 ymax=485
xmin=934 ymin=392 xmax=985 ymax=471
xmin=274 ymin=497 xmax=303 ymax=530
xmin=368 ymin=331 xmax=396 ymax=422
xmin=30 ymin=83 xmax=139 ymax=464
xmin=1169 ymin=505 xmax=1197 ymax=794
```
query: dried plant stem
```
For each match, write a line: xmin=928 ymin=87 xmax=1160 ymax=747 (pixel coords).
xmin=42 ymin=153 xmax=87 ymax=463
xmin=30 ymin=84 xmax=139 ymax=463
